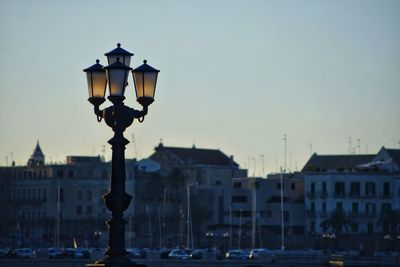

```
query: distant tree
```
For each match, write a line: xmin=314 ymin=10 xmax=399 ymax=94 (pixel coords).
xmin=378 ymin=208 xmax=399 ymax=236
xmin=167 ymin=168 xmax=187 ymax=188
xmin=321 ymin=208 xmax=353 ymax=249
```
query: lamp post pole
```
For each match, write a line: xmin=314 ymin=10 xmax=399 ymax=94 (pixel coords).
xmin=84 ymin=43 xmax=159 ymax=267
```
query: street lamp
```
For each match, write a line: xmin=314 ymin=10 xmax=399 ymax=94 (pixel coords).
xmin=206 ymin=232 xmax=214 ymax=251
xmin=83 ymin=43 xmax=159 ymax=267
xmin=322 ymin=233 xmax=328 ymax=253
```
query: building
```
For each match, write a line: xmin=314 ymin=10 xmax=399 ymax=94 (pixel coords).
xmin=302 ymin=147 xmax=400 ymax=236
xmin=0 ymin=142 xmax=137 ymax=248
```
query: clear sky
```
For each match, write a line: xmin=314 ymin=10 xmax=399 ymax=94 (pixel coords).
xmin=0 ymin=0 xmax=399 ymax=175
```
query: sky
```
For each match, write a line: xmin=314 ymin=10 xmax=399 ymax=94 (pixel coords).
xmin=0 ymin=0 xmax=399 ymax=175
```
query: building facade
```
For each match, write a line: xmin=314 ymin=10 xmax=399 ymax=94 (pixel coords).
xmin=302 ymin=147 xmax=400 ymax=235
xmin=0 ymin=143 xmax=137 ymax=248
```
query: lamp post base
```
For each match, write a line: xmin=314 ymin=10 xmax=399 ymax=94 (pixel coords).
xmin=86 ymin=257 xmax=146 ymax=267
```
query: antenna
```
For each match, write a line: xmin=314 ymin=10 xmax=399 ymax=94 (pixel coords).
xmin=260 ymin=154 xmax=265 ymax=177
xmin=347 ymin=137 xmax=352 ymax=154
xmin=365 ymin=144 xmax=369 ymax=154
xmin=283 ymin=134 xmax=287 ymax=173
xmin=357 ymin=139 xmax=361 ymax=154
xmin=289 ymin=152 xmax=292 ymax=173
xmin=308 ymin=143 xmax=313 ymax=156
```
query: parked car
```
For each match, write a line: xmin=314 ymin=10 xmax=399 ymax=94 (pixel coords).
xmin=189 ymin=249 xmax=204 ymax=259
xmin=249 ymin=248 xmax=271 ymax=259
xmin=126 ymin=248 xmax=146 ymax=259
xmin=168 ymin=249 xmax=191 ymax=260
xmin=0 ymin=249 xmax=15 ymax=258
xmin=48 ymin=247 xmax=64 ymax=258
xmin=15 ymin=248 xmax=36 ymax=259
xmin=225 ymin=249 xmax=247 ymax=260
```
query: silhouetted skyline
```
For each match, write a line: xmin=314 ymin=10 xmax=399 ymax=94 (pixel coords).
xmin=0 ymin=0 xmax=399 ymax=174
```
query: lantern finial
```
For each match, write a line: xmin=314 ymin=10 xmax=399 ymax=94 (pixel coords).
xmin=143 ymin=60 xmax=147 ymax=64
xmin=96 ymin=59 xmax=100 ymax=64
xmin=117 ymin=43 xmax=121 ymax=47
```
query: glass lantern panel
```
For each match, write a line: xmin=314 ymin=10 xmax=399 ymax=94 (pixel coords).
xmin=86 ymin=72 xmax=107 ymax=98
xmin=133 ymin=72 xmax=157 ymax=99
xmin=107 ymin=69 xmax=128 ymax=97
xmin=107 ymin=55 xmax=131 ymax=67
xmin=143 ymin=72 xmax=157 ymax=98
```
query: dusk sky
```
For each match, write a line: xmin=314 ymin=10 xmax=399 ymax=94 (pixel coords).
xmin=0 ymin=0 xmax=399 ymax=175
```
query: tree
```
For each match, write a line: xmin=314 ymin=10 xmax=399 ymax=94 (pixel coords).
xmin=320 ymin=208 xmax=353 ymax=249
xmin=378 ymin=208 xmax=399 ymax=236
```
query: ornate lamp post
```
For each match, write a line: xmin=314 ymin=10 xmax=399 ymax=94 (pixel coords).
xmin=83 ymin=43 xmax=159 ymax=267
xmin=206 ymin=232 xmax=214 ymax=251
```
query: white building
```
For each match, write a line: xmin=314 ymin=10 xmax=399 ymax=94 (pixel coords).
xmin=302 ymin=147 xmax=400 ymax=235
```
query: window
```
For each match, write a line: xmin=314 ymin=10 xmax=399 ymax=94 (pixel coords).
xmin=309 ymin=221 xmax=315 ymax=233
xmin=76 ymin=206 xmax=83 ymax=215
xmin=352 ymin=223 xmax=358 ymax=233
xmin=310 ymin=182 xmax=315 ymax=194
xmin=352 ymin=202 xmax=359 ymax=215
xmin=43 ymin=188 xmax=47 ymax=202
xmin=284 ymin=211 xmax=290 ymax=222
xmin=365 ymin=182 xmax=375 ymax=196
xmin=365 ymin=203 xmax=376 ymax=216
xmin=381 ymin=203 xmax=391 ymax=212
xmin=291 ymin=183 xmax=295 ymax=191
xmin=350 ymin=182 xmax=360 ymax=196
xmin=336 ymin=202 xmax=343 ymax=210
xmin=60 ymin=188 xmax=64 ymax=203
xmin=383 ymin=182 xmax=390 ymax=197
xmin=310 ymin=202 xmax=315 ymax=212
xmin=87 ymin=190 xmax=92 ymax=201
xmin=86 ymin=206 xmax=93 ymax=215
xmin=68 ymin=171 xmax=74 ymax=178
xmin=334 ymin=182 xmax=345 ymax=197
xmin=57 ymin=170 xmax=64 ymax=178
xmin=367 ymin=223 xmax=374 ymax=234
xmin=277 ymin=182 xmax=284 ymax=190
xmin=267 ymin=210 xmax=272 ymax=218
xmin=322 ymin=202 xmax=326 ymax=213
xmin=77 ymin=190 xmax=83 ymax=201
xmin=231 ymin=196 xmax=247 ymax=203
xmin=233 ymin=182 xmax=242 ymax=188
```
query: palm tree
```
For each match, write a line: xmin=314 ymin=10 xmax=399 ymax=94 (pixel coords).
xmin=320 ymin=208 xmax=353 ymax=250
xmin=377 ymin=208 xmax=399 ymax=252
xmin=378 ymin=208 xmax=399 ymax=236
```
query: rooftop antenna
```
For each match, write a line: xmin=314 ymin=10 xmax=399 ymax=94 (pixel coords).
xmin=365 ymin=144 xmax=369 ymax=154
xmin=348 ymin=137 xmax=352 ymax=154
xmin=308 ymin=143 xmax=313 ymax=157
xmin=283 ymin=134 xmax=287 ymax=173
xmin=260 ymin=154 xmax=265 ymax=177
xmin=289 ymin=152 xmax=292 ymax=173
xmin=357 ymin=139 xmax=361 ymax=154
xmin=253 ymin=157 xmax=256 ymax=177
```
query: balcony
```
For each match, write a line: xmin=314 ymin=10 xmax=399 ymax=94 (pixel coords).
xmin=380 ymin=192 xmax=393 ymax=199
xmin=306 ymin=191 xmax=317 ymax=199
xmin=306 ymin=210 xmax=317 ymax=218
xmin=8 ymin=198 xmax=46 ymax=206
xmin=359 ymin=211 xmax=377 ymax=219
xmin=364 ymin=193 xmax=376 ymax=199
xmin=348 ymin=192 xmax=362 ymax=199
xmin=333 ymin=192 xmax=346 ymax=199
xmin=317 ymin=191 xmax=328 ymax=199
